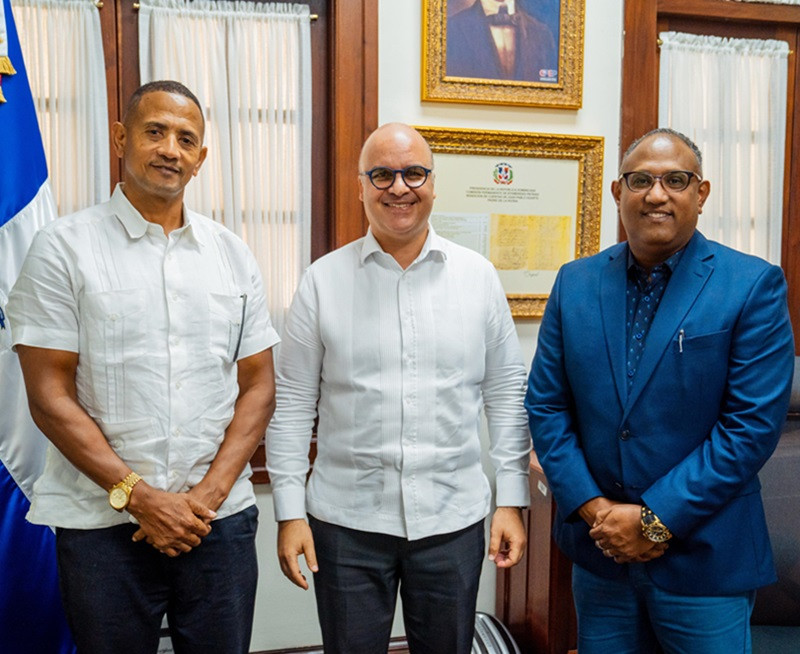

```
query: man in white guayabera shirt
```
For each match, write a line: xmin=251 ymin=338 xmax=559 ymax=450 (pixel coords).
xmin=7 ymin=81 xmax=279 ymax=654
xmin=267 ymin=123 xmax=531 ymax=654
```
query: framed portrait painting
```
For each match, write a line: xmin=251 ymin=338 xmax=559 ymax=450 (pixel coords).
xmin=422 ymin=0 xmax=585 ymax=108
xmin=416 ymin=126 xmax=603 ymax=317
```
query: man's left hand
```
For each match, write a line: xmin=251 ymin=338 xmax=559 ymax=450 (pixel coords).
xmin=488 ymin=506 xmax=527 ymax=568
xmin=589 ymin=503 xmax=668 ymax=563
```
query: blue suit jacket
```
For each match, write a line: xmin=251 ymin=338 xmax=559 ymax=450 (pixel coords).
xmin=526 ymin=231 xmax=794 ymax=595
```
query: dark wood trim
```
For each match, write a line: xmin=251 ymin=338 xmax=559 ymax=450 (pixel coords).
xmin=329 ymin=0 xmax=378 ymax=250
xmin=99 ymin=2 xmax=120 ymax=187
xmin=496 ymin=455 xmax=576 ymax=653
xmin=657 ymin=0 xmax=800 ymax=23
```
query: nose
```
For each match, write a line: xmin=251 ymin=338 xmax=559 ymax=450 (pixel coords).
xmin=157 ymin=134 xmax=180 ymax=159
xmin=386 ymin=171 xmax=410 ymax=194
xmin=645 ymin=177 xmax=669 ymax=202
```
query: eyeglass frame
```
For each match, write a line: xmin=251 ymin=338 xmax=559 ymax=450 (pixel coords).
xmin=618 ymin=170 xmax=702 ymax=193
xmin=359 ymin=165 xmax=433 ymax=190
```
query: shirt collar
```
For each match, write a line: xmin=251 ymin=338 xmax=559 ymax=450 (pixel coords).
xmin=480 ymin=0 xmax=516 ymax=16
xmin=110 ymin=184 xmax=205 ymax=247
xmin=626 ymin=245 xmax=686 ymax=277
xmin=359 ymin=224 xmax=448 ymax=265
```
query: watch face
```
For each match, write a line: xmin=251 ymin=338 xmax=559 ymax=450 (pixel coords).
xmin=109 ymin=486 xmax=129 ymax=510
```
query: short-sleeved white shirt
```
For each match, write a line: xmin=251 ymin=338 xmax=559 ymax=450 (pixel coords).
xmin=8 ymin=185 xmax=280 ymax=529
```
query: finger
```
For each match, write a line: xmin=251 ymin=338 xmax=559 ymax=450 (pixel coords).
xmin=487 ymin=526 xmax=503 ymax=562
xmin=303 ymin=536 xmax=319 ymax=574
xmin=280 ymin=553 xmax=309 ymax=590
xmin=132 ymin=528 xmax=147 ymax=543
xmin=186 ymin=497 xmax=217 ymax=521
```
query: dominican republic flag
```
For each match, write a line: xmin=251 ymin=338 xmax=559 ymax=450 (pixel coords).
xmin=0 ymin=0 xmax=75 ymax=651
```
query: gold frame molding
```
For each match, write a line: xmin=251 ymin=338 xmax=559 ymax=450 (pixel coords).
xmin=422 ymin=0 xmax=585 ymax=109
xmin=416 ymin=126 xmax=603 ymax=318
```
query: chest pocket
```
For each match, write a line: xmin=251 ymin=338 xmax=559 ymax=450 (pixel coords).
xmin=208 ymin=292 xmax=244 ymax=362
xmin=81 ymin=289 xmax=147 ymax=364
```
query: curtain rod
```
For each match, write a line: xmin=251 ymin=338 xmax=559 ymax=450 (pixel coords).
xmin=115 ymin=2 xmax=317 ymax=19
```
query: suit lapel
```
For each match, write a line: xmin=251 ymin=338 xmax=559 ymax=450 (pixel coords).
xmin=622 ymin=233 xmax=714 ymax=419
xmin=600 ymin=245 xmax=629 ymax=408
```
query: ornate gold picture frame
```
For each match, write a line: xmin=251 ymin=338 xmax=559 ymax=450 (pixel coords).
xmin=417 ymin=126 xmax=603 ymax=317
xmin=422 ymin=0 xmax=585 ymax=109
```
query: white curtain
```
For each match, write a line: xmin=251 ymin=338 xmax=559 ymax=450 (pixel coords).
xmin=139 ymin=0 xmax=312 ymax=335
xmin=659 ymin=31 xmax=788 ymax=264
xmin=11 ymin=0 xmax=109 ymax=216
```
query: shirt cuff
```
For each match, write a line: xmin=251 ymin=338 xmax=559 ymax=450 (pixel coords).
xmin=272 ymin=485 xmax=308 ymax=522
xmin=495 ymin=473 xmax=531 ymax=508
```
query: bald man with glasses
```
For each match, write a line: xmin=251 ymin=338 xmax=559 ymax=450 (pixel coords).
xmin=526 ymin=127 xmax=794 ymax=653
xmin=266 ymin=123 xmax=531 ymax=654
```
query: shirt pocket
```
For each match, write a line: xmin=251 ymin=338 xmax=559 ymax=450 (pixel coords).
xmin=81 ymin=289 xmax=147 ymax=364
xmin=208 ymin=292 xmax=244 ymax=363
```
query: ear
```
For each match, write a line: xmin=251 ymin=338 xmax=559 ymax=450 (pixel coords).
xmin=111 ymin=122 xmax=126 ymax=158
xmin=358 ymin=174 xmax=365 ymax=202
xmin=192 ymin=146 xmax=209 ymax=177
xmin=611 ymin=179 xmax=622 ymax=206
xmin=430 ymin=171 xmax=436 ymax=200
xmin=697 ymin=179 xmax=711 ymax=214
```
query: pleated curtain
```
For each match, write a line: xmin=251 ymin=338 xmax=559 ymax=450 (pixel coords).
xmin=659 ymin=31 xmax=789 ymax=264
xmin=139 ymin=0 xmax=312 ymax=334
xmin=12 ymin=0 xmax=109 ymax=216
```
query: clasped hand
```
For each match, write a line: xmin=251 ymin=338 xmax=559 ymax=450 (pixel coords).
xmin=589 ymin=503 xmax=668 ymax=564
xmin=128 ymin=484 xmax=216 ymax=557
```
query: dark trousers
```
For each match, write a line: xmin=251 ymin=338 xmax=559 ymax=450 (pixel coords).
xmin=309 ymin=515 xmax=484 ymax=654
xmin=56 ymin=505 xmax=258 ymax=654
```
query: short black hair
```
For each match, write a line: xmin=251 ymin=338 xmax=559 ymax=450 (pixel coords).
xmin=123 ymin=80 xmax=204 ymax=128
xmin=622 ymin=127 xmax=703 ymax=175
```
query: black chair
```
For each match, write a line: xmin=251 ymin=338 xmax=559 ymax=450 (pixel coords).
xmin=751 ymin=358 xmax=800 ymax=652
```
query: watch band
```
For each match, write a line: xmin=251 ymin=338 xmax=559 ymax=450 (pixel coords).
xmin=641 ymin=505 xmax=673 ymax=543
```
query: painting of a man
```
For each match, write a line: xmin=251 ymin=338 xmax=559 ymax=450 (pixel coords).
xmin=446 ymin=0 xmax=560 ymax=83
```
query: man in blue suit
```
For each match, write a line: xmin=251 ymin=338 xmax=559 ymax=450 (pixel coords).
xmin=526 ymin=128 xmax=794 ymax=653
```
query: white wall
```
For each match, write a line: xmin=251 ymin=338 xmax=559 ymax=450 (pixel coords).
xmin=249 ymin=2 xmax=624 ymax=650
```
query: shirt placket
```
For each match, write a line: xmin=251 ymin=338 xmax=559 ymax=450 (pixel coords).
xmin=398 ymin=270 xmax=419 ymax=528
xmin=163 ymin=231 xmax=190 ymax=491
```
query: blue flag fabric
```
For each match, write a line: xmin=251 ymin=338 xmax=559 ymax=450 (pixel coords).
xmin=0 ymin=0 xmax=76 ymax=651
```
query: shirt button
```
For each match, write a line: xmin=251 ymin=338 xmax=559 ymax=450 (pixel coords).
xmin=635 ymin=332 xmax=643 ymax=340
xmin=175 ymin=381 xmax=182 ymax=390
xmin=627 ymin=369 xmax=635 ymax=378
xmin=619 ymin=430 xmax=631 ymax=441
xmin=109 ymin=313 xmax=119 ymax=321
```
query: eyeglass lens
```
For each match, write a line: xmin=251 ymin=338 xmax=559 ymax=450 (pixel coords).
xmin=368 ymin=165 xmax=429 ymax=189
xmin=624 ymin=171 xmax=693 ymax=192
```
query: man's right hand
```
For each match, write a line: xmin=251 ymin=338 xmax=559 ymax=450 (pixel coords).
xmin=277 ymin=519 xmax=319 ymax=590
xmin=128 ymin=483 xmax=215 ymax=557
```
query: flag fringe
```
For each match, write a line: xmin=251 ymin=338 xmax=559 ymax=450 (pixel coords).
xmin=0 ymin=56 xmax=16 ymax=76
xmin=0 ymin=85 xmax=5 ymax=104
xmin=0 ymin=55 xmax=17 ymax=75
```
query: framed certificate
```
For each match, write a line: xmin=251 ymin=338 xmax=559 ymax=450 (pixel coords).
xmin=417 ymin=126 xmax=603 ymax=317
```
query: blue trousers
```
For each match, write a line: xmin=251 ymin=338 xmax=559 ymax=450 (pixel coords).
xmin=572 ymin=562 xmax=755 ymax=654
xmin=56 ymin=505 xmax=258 ymax=654
xmin=309 ymin=515 xmax=485 ymax=654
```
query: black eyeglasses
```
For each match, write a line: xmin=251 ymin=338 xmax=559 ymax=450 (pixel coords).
xmin=619 ymin=170 xmax=701 ymax=193
xmin=360 ymin=165 xmax=432 ymax=190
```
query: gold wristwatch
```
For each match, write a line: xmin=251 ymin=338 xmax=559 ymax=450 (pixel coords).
xmin=641 ymin=505 xmax=672 ymax=543
xmin=108 ymin=472 xmax=142 ymax=512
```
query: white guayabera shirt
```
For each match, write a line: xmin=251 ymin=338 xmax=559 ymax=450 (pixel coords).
xmin=267 ymin=226 xmax=531 ymax=541
xmin=8 ymin=185 xmax=279 ymax=529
